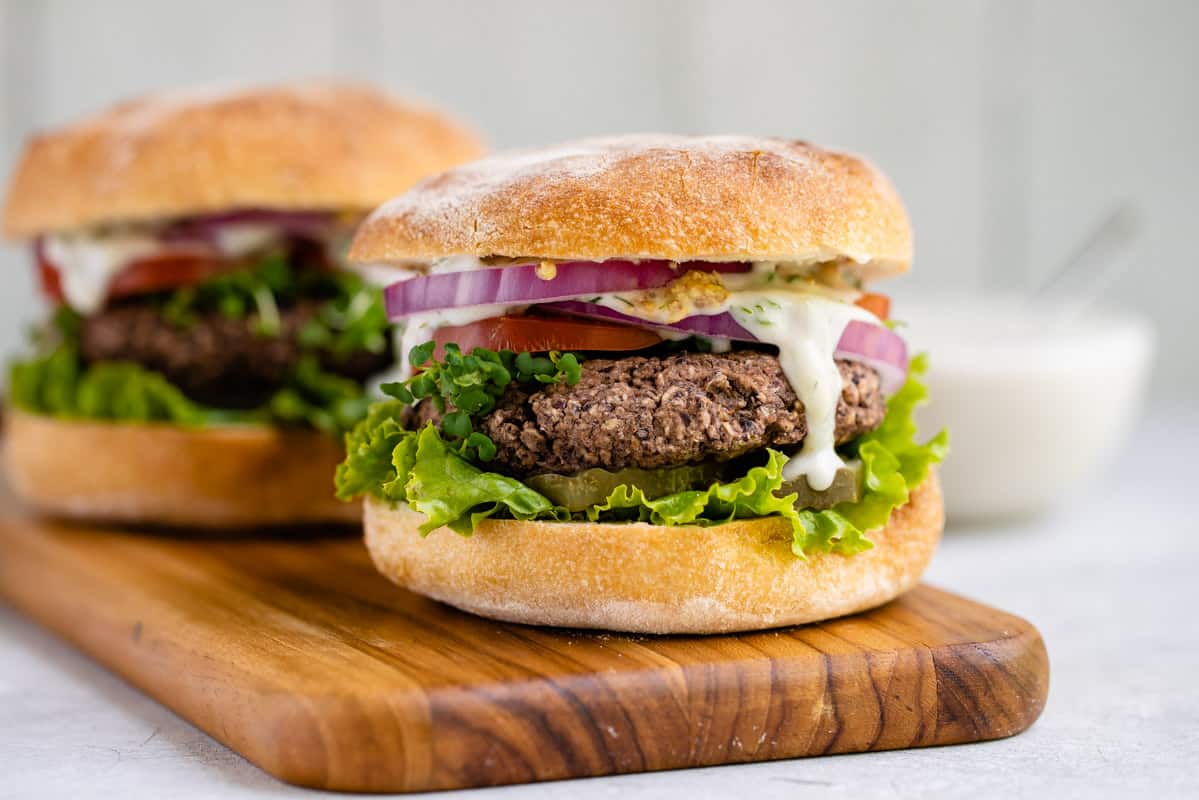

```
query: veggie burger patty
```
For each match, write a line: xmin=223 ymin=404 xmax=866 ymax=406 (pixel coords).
xmin=416 ymin=351 xmax=885 ymax=476
xmin=80 ymin=297 xmax=395 ymax=408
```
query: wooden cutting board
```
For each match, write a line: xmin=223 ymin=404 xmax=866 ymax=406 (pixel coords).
xmin=0 ymin=496 xmax=1048 ymax=793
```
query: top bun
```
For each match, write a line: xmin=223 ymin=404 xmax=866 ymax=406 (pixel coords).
xmin=2 ymin=80 xmax=484 ymax=237
xmin=350 ymin=135 xmax=912 ymax=280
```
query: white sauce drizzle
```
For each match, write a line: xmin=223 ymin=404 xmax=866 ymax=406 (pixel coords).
xmin=391 ymin=303 xmax=516 ymax=382
xmin=588 ymin=286 xmax=877 ymax=491
xmin=429 ymin=254 xmax=492 ymax=275
xmin=728 ymin=293 xmax=875 ymax=490
xmin=211 ymin=223 xmax=282 ymax=257
xmin=41 ymin=233 xmax=162 ymax=313
xmin=706 ymin=336 xmax=733 ymax=353
xmin=722 ymin=261 xmax=863 ymax=302
xmin=365 ymin=326 xmax=409 ymax=396
xmin=350 ymin=262 xmax=413 ymax=288
xmin=354 ymin=255 xmax=496 ymax=293
xmin=42 ymin=223 xmax=315 ymax=313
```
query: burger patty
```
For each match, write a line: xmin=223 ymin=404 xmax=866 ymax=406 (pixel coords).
xmin=79 ymin=301 xmax=392 ymax=407
xmin=420 ymin=350 xmax=885 ymax=476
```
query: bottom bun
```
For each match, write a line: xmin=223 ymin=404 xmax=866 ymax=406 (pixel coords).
xmin=364 ymin=472 xmax=944 ymax=634
xmin=4 ymin=410 xmax=358 ymax=529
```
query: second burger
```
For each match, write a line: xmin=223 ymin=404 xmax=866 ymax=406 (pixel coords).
xmin=2 ymin=81 xmax=483 ymax=528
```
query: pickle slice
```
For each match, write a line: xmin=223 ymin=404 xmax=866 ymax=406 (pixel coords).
xmin=527 ymin=458 xmax=862 ymax=513
xmin=526 ymin=463 xmax=726 ymax=511
xmin=777 ymin=460 xmax=862 ymax=510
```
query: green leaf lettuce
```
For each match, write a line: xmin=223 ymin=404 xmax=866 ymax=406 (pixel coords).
xmin=334 ymin=356 xmax=947 ymax=558
xmin=7 ymin=254 xmax=389 ymax=436
xmin=9 ymin=346 xmax=372 ymax=436
xmin=337 ymin=412 xmax=561 ymax=534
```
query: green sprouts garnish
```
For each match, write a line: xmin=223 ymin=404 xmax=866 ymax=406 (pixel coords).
xmin=159 ymin=254 xmax=390 ymax=354
xmin=381 ymin=343 xmax=582 ymax=462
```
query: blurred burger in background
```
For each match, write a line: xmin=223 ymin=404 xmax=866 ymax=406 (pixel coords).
xmin=1 ymin=81 xmax=483 ymax=528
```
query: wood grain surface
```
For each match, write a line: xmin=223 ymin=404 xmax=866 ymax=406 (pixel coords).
xmin=0 ymin=498 xmax=1049 ymax=793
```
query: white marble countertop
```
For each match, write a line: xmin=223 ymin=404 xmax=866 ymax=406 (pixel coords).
xmin=2 ymin=412 xmax=1195 ymax=800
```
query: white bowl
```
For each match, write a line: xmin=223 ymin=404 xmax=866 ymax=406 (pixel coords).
xmin=894 ymin=293 xmax=1155 ymax=521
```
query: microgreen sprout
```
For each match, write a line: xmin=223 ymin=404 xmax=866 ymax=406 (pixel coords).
xmin=381 ymin=343 xmax=583 ymax=461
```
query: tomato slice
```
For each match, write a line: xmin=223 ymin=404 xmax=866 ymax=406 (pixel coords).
xmin=106 ymin=249 xmax=231 ymax=298
xmin=433 ymin=314 xmax=663 ymax=355
xmin=36 ymin=245 xmax=234 ymax=305
xmin=36 ymin=258 xmax=65 ymax=304
xmin=854 ymin=292 xmax=890 ymax=320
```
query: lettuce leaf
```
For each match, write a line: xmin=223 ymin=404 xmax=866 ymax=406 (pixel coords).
xmin=583 ymin=448 xmax=803 ymax=524
xmin=10 ymin=345 xmax=208 ymax=424
xmin=337 ymin=415 xmax=561 ymax=533
xmin=7 ymin=256 xmax=385 ymax=436
xmin=334 ymin=356 xmax=947 ymax=557
xmin=9 ymin=346 xmax=372 ymax=435
xmin=335 ymin=400 xmax=413 ymax=500
xmin=404 ymin=425 xmax=561 ymax=535
xmin=793 ymin=353 xmax=947 ymax=555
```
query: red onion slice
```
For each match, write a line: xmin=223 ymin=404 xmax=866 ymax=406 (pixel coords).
xmin=543 ymin=300 xmax=909 ymax=394
xmin=383 ymin=260 xmax=751 ymax=319
xmin=834 ymin=320 xmax=909 ymax=394
xmin=542 ymin=300 xmax=757 ymax=340
xmin=163 ymin=209 xmax=341 ymax=243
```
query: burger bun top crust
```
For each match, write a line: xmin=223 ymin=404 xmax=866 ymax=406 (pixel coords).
xmin=350 ymin=134 xmax=912 ymax=282
xmin=2 ymin=80 xmax=485 ymax=237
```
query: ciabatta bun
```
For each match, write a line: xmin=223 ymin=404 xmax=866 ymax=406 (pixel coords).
xmin=363 ymin=472 xmax=942 ymax=634
xmin=2 ymin=80 xmax=484 ymax=237
xmin=350 ymin=135 xmax=912 ymax=281
xmin=3 ymin=410 xmax=357 ymax=529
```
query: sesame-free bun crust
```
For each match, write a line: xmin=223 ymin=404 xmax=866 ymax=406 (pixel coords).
xmin=364 ymin=472 xmax=942 ymax=634
xmin=3 ymin=410 xmax=358 ymax=529
xmin=2 ymin=81 xmax=484 ymax=237
xmin=350 ymin=134 xmax=912 ymax=280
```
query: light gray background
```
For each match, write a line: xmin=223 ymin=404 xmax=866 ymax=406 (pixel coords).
xmin=0 ymin=6 xmax=1196 ymax=796
xmin=1 ymin=0 xmax=1196 ymax=407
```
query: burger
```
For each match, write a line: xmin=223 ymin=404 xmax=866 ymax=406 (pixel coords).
xmin=1 ymin=81 xmax=483 ymax=527
xmin=337 ymin=135 xmax=947 ymax=633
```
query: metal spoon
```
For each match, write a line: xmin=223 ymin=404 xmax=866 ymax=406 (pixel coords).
xmin=1034 ymin=204 xmax=1141 ymax=328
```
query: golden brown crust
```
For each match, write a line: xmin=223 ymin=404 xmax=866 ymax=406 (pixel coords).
xmin=2 ymin=81 xmax=484 ymax=237
xmin=3 ymin=410 xmax=358 ymax=529
xmin=349 ymin=135 xmax=912 ymax=281
xmin=363 ymin=472 xmax=942 ymax=634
